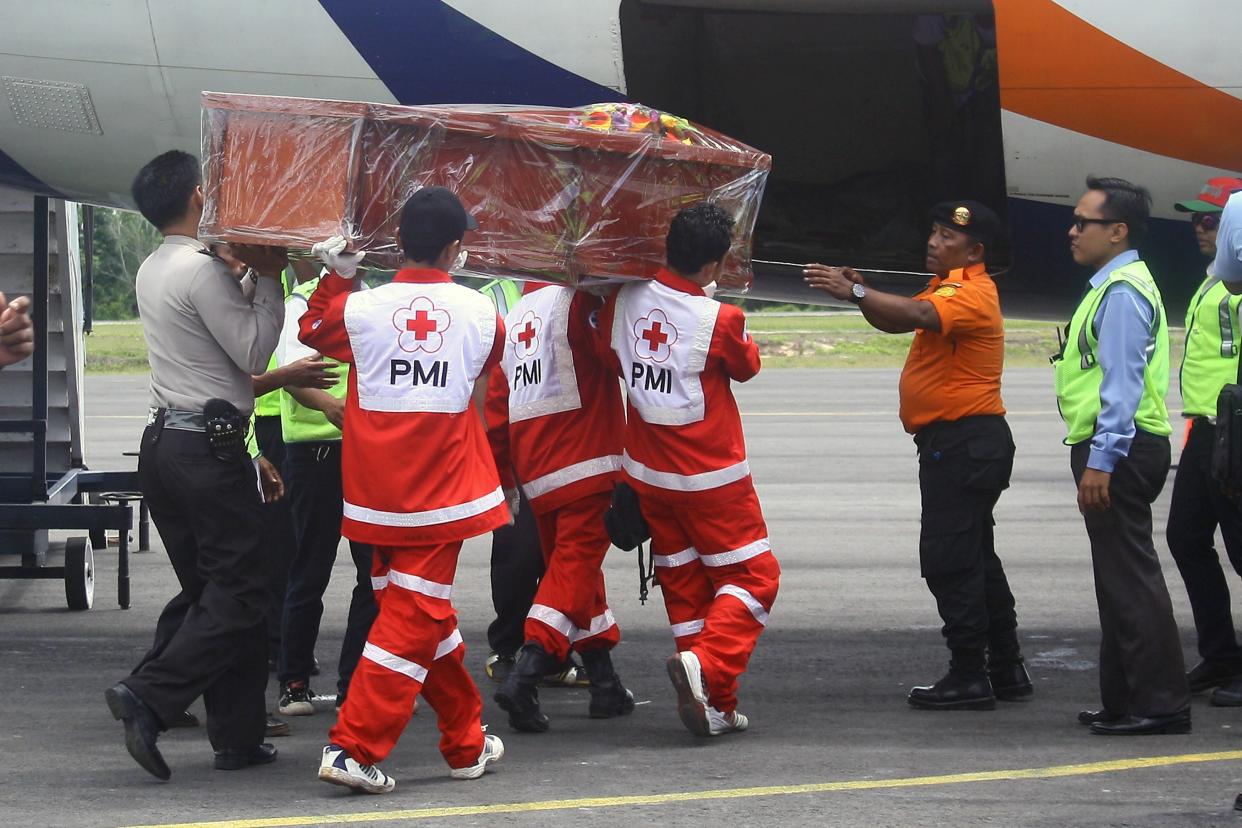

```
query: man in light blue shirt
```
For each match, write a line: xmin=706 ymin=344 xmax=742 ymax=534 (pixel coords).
xmin=1216 ymin=192 xmax=1242 ymax=287
xmin=1056 ymin=176 xmax=1189 ymax=735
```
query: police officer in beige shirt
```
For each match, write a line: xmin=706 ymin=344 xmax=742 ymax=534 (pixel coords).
xmin=105 ymin=150 xmax=288 ymax=780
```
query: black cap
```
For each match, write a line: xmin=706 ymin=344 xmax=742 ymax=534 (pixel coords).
xmin=929 ymin=200 xmax=1001 ymax=249
xmin=399 ymin=187 xmax=478 ymax=256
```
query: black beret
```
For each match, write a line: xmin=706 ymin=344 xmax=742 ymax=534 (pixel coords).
xmin=930 ymin=200 xmax=1001 ymax=249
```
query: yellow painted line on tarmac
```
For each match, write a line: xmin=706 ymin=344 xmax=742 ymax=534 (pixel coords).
xmin=120 ymin=750 xmax=1242 ymax=828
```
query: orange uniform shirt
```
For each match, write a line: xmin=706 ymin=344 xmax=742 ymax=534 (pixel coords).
xmin=898 ymin=263 xmax=1006 ymax=434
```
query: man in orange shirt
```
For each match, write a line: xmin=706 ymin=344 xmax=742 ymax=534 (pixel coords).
xmin=804 ymin=201 xmax=1029 ymax=711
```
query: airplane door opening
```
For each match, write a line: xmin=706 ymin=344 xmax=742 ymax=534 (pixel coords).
xmin=619 ymin=1 xmax=1007 ymax=281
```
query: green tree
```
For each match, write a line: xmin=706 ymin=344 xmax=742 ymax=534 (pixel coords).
xmin=81 ymin=208 xmax=161 ymax=320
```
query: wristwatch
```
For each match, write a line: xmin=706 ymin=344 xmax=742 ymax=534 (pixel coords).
xmin=849 ymin=282 xmax=867 ymax=304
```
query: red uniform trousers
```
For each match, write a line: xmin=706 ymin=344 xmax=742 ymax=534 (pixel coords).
xmin=641 ymin=485 xmax=779 ymax=714
xmin=526 ymin=489 xmax=621 ymax=661
xmin=328 ymin=541 xmax=484 ymax=769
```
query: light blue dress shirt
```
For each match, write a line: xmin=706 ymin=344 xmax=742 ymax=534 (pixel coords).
xmin=1214 ymin=192 xmax=1242 ymax=284
xmin=1084 ymin=249 xmax=1156 ymax=473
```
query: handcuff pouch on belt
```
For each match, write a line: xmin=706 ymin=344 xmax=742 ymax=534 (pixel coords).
xmin=203 ymin=398 xmax=247 ymax=461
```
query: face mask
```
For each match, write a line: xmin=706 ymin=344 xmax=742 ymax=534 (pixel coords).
xmin=452 ymin=247 xmax=468 ymax=273
xmin=702 ymin=280 xmax=718 ymax=299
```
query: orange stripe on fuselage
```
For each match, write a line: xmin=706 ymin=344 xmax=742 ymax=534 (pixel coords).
xmin=995 ymin=0 xmax=1242 ymax=173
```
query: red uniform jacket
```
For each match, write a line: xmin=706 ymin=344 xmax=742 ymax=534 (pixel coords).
xmin=300 ymin=268 xmax=509 ymax=545
xmin=599 ymin=268 xmax=761 ymax=507
xmin=486 ymin=284 xmax=624 ymax=515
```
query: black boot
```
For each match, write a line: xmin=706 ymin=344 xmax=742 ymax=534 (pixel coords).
xmin=908 ymin=649 xmax=996 ymax=711
xmin=988 ymin=658 xmax=1034 ymax=701
xmin=580 ymin=648 xmax=635 ymax=719
xmin=494 ymin=643 xmax=556 ymax=732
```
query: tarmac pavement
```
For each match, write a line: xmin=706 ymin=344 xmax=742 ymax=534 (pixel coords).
xmin=4 ymin=369 xmax=1242 ymax=827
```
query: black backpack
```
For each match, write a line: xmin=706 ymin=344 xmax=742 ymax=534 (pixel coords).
xmin=1212 ymin=359 xmax=1242 ymax=493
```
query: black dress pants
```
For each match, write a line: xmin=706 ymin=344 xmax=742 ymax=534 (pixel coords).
xmin=279 ymin=441 xmax=375 ymax=700
xmin=125 ymin=425 xmax=269 ymax=751
xmin=1072 ymin=431 xmax=1190 ymax=717
xmin=1166 ymin=417 xmax=1242 ymax=666
xmin=487 ymin=488 xmax=544 ymax=657
xmin=254 ymin=414 xmax=296 ymax=657
xmin=916 ymin=415 xmax=1021 ymax=660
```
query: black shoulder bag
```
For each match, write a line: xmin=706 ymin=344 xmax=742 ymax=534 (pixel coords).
xmin=602 ymin=482 xmax=656 ymax=603
xmin=1212 ymin=354 xmax=1242 ymax=493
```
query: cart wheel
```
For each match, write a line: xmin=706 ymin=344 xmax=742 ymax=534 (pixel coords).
xmin=65 ymin=536 xmax=94 ymax=611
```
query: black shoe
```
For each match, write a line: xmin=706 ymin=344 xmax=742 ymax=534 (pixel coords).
xmin=485 ymin=652 xmax=515 ymax=684
xmin=1212 ymin=677 xmax=1242 ymax=707
xmin=988 ymin=661 xmax=1034 ymax=701
xmin=104 ymin=683 xmax=171 ymax=781
xmin=494 ymin=643 xmax=555 ymax=732
xmin=1089 ymin=709 xmax=1191 ymax=736
xmin=908 ymin=670 xmax=996 ymax=711
xmin=265 ymin=714 xmax=290 ymax=737
xmin=278 ymin=680 xmax=315 ymax=716
xmin=580 ymin=648 xmax=636 ymax=719
xmin=167 ymin=709 xmax=200 ymax=728
xmin=214 ymin=743 xmax=278 ymax=770
xmin=1077 ymin=709 xmax=1125 ymax=726
xmin=1186 ymin=659 xmax=1242 ymax=693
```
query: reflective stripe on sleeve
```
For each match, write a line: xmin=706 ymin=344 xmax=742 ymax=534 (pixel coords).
xmin=344 ymin=487 xmax=505 ymax=528
xmin=715 ymin=584 xmax=770 ymax=626
xmin=362 ymin=642 xmax=428 ymax=683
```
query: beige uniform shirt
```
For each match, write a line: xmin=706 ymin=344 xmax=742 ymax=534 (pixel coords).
xmin=136 ymin=235 xmax=284 ymax=414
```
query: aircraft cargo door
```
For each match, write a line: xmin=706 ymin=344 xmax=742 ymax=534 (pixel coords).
xmin=619 ymin=1 xmax=1007 ymax=283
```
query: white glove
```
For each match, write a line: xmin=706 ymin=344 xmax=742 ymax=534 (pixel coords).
xmin=504 ymin=487 xmax=521 ymax=519
xmin=311 ymin=235 xmax=365 ymax=279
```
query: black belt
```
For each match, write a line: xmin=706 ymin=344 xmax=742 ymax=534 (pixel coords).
xmin=148 ymin=407 xmax=206 ymax=432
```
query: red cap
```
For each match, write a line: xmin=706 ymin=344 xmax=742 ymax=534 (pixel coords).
xmin=1174 ymin=177 xmax=1242 ymax=212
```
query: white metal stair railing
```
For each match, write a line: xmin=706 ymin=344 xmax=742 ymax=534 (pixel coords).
xmin=0 ymin=186 xmax=85 ymax=480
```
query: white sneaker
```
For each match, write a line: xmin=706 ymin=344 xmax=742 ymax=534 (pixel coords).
xmin=706 ymin=706 xmax=749 ymax=736
xmin=317 ymin=744 xmax=395 ymax=794
xmin=666 ymin=651 xmax=712 ymax=737
xmin=449 ymin=734 xmax=505 ymax=780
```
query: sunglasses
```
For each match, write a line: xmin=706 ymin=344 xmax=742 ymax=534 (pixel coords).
xmin=1193 ymin=213 xmax=1221 ymax=231
xmin=1071 ymin=217 xmax=1121 ymax=232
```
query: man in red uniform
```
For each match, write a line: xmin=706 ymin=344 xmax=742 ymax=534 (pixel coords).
xmin=486 ymin=282 xmax=633 ymax=731
xmin=300 ymin=188 xmax=508 ymax=793
xmin=600 ymin=202 xmax=779 ymax=737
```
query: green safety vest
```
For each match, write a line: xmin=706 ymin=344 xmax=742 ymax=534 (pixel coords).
xmin=479 ymin=278 xmax=523 ymax=316
xmin=1054 ymin=261 xmax=1172 ymax=444
xmin=279 ymin=276 xmax=349 ymax=443
xmin=254 ymin=268 xmax=295 ymax=417
xmin=1179 ymin=273 xmax=1242 ymax=417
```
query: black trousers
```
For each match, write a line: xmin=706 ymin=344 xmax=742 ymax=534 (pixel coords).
xmin=487 ymin=488 xmax=544 ymax=657
xmin=915 ymin=415 xmax=1021 ymax=661
xmin=125 ymin=425 xmax=269 ymax=751
xmin=279 ymin=441 xmax=376 ymax=700
xmin=1166 ymin=418 xmax=1242 ymax=666
xmin=1072 ymin=431 xmax=1190 ymax=717
xmin=254 ymin=415 xmax=296 ymax=656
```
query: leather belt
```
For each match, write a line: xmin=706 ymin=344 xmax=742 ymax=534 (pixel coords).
xmin=148 ymin=407 xmax=206 ymax=432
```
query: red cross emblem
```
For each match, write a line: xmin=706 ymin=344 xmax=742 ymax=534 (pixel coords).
xmin=509 ymin=310 xmax=543 ymax=360
xmin=633 ymin=309 xmax=678 ymax=363
xmin=393 ymin=296 xmax=451 ymax=354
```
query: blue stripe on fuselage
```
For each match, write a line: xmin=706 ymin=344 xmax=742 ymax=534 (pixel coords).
xmin=317 ymin=0 xmax=624 ymax=107
xmin=0 ymin=145 xmax=64 ymax=199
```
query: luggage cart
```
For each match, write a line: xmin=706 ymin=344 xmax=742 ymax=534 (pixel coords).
xmin=0 ymin=196 xmax=138 ymax=609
